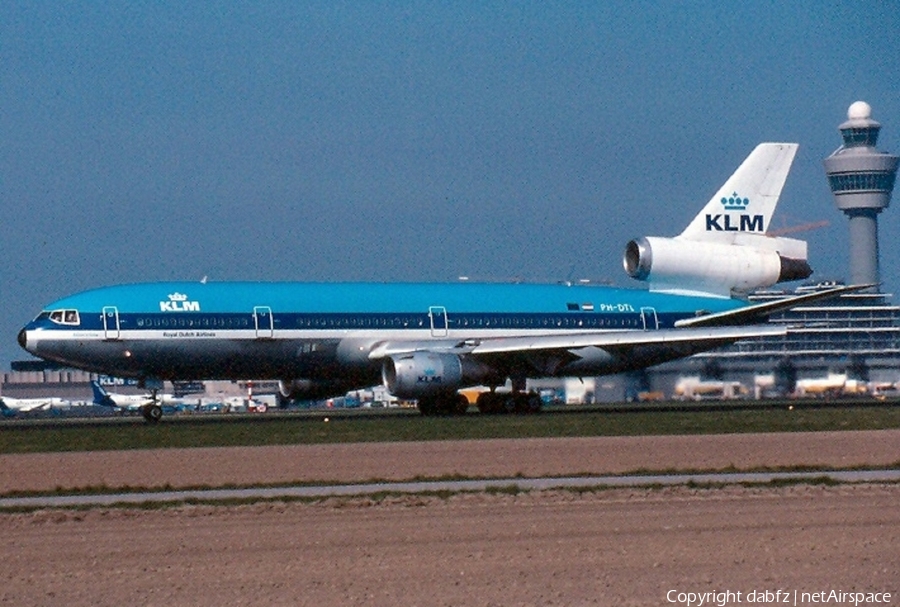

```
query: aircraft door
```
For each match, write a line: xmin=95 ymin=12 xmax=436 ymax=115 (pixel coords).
xmin=640 ymin=307 xmax=659 ymax=330
xmin=102 ymin=306 xmax=120 ymax=340
xmin=429 ymin=306 xmax=448 ymax=337
xmin=254 ymin=306 xmax=274 ymax=338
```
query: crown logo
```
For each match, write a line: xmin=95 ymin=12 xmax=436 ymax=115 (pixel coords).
xmin=168 ymin=293 xmax=189 ymax=302
xmin=721 ymin=192 xmax=750 ymax=211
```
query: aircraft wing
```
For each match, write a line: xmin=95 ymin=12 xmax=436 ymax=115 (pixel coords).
xmin=369 ymin=324 xmax=786 ymax=358
xmin=673 ymin=284 xmax=873 ymax=329
xmin=370 ymin=324 xmax=787 ymax=379
xmin=367 ymin=286 xmax=863 ymax=361
xmin=464 ymin=324 xmax=786 ymax=355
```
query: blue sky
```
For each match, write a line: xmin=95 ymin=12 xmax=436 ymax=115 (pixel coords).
xmin=2 ymin=2 xmax=899 ymax=369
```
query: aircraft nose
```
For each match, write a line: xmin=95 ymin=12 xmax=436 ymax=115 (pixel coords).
xmin=17 ymin=328 xmax=27 ymax=351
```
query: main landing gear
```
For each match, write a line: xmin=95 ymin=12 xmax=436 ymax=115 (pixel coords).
xmin=140 ymin=389 xmax=163 ymax=423
xmin=416 ymin=390 xmax=544 ymax=416
xmin=416 ymin=393 xmax=471 ymax=416
xmin=475 ymin=391 xmax=543 ymax=415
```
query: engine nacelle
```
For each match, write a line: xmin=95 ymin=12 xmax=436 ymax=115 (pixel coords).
xmin=624 ymin=236 xmax=812 ymax=296
xmin=382 ymin=352 xmax=494 ymax=399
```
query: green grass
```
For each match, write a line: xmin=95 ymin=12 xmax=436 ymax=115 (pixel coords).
xmin=1 ymin=402 xmax=899 ymax=454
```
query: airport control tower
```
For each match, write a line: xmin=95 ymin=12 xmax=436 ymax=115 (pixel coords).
xmin=824 ymin=101 xmax=898 ymax=289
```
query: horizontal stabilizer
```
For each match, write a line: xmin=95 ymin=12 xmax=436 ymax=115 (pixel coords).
xmin=674 ymin=283 xmax=874 ymax=328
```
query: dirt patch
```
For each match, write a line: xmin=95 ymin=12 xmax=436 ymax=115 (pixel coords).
xmin=0 ymin=431 xmax=897 ymax=606
xmin=1 ymin=429 xmax=898 ymax=493
xmin=1 ymin=484 xmax=898 ymax=606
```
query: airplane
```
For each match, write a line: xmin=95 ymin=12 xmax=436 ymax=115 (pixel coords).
xmin=90 ymin=380 xmax=156 ymax=411
xmin=0 ymin=395 xmax=70 ymax=415
xmin=90 ymin=381 xmax=188 ymax=412
xmin=18 ymin=142 xmax=863 ymax=422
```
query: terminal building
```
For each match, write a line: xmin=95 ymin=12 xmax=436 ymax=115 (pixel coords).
xmin=3 ymin=102 xmax=899 ymax=404
xmin=630 ymin=283 xmax=900 ymax=401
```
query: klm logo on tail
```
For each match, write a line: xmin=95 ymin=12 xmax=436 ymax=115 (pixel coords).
xmin=705 ymin=192 xmax=764 ymax=232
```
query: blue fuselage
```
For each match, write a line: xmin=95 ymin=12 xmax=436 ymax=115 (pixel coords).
xmin=20 ymin=281 xmax=742 ymax=392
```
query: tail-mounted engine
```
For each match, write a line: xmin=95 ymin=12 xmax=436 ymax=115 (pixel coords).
xmin=624 ymin=236 xmax=812 ymax=296
xmin=621 ymin=143 xmax=811 ymax=296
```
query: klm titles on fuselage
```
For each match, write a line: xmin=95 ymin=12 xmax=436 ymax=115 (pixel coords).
xmin=705 ymin=193 xmax=764 ymax=232
xmin=159 ymin=293 xmax=201 ymax=312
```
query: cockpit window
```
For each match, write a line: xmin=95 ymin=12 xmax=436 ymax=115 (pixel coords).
xmin=48 ymin=309 xmax=80 ymax=326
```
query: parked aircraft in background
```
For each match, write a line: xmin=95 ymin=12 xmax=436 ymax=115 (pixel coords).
xmin=19 ymin=143 xmax=863 ymax=421
xmin=90 ymin=381 xmax=186 ymax=412
xmin=0 ymin=395 xmax=70 ymax=415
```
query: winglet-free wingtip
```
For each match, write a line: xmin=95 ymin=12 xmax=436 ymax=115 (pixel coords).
xmin=829 ymin=283 xmax=878 ymax=295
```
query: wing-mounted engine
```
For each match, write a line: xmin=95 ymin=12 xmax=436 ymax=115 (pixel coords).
xmin=382 ymin=352 xmax=496 ymax=399
xmin=624 ymin=235 xmax=812 ymax=296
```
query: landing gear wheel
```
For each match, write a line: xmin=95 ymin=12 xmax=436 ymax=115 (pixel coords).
xmin=525 ymin=393 xmax=543 ymax=414
xmin=141 ymin=404 xmax=163 ymax=423
xmin=418 ymin=394 xmax=470 ymax=416
xmin=452 ymin=394 xmax=470 ymax=416
xmin=503 ymin=395 xmax=519 ymax=414
xmin=476 ymin=392 xmax=502 ymax=415
xmin=480 ymin=392 xmax=543 ymax=415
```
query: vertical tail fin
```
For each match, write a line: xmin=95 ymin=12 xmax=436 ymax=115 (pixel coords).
xmin=623 ymin=142 xmax=810 ymax=297
xmin=90 ymin=381 xmax=117 ymax=407
xmin=679 ymin=143 xmax=799 ymax=243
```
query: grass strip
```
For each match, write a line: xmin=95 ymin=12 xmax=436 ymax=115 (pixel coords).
xmin=1 ymin=404 xmax=899 ymax=454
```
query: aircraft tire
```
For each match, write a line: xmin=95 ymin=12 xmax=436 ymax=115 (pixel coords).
xmin=452 ymin=394 xmax=470 ymax=416
xmin=494 ymin=393 xmax=542 ymax=415
xmin=503 ymin=395 xmax=520 ymax=414
xmin=142 ymin=404 xmax=163 ymax=424
xmin=526 ymin=393 xmax=543 ymax=414
xmin=476 ymin=392 xmax=502 ymax=415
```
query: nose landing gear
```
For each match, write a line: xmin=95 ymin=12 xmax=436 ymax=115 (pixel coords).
xmin=140 ymin=387 xmax=163 ymax=423
xmin=140 ymin=402 xmax=163 ymax=423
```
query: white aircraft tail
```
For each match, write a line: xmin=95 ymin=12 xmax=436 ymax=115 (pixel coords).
xmin=679 ymin=143 xmax=799 ymax=244
xmin=623 ymin=142 xmax=811 ymax=297
xmin=90 ymin=380 xmax=117 ymax=408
